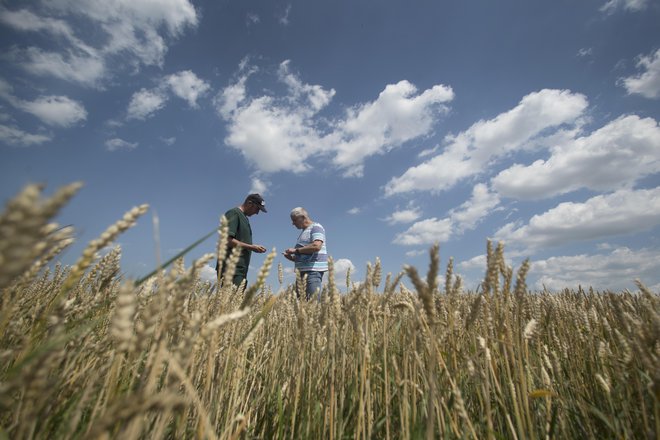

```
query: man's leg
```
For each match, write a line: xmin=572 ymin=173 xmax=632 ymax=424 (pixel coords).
xmin=305 ymin=271 xmax=323 ymax=301
xmin=232 ymin=274 xmax=246 ymax=289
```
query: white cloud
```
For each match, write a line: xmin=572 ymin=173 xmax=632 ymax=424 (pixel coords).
xmin=601 ymin=0 xmax=650 ymax=13
xmin=333 ymin=258 xmax=356 ymax=281
xmin=1 ymin=7 xmax=105 ymax=87
xmin=405 ymin=249 xmax=427 ymax=258
xmin=161 ymin=136 xmax=176 ymax=145
xmin=127 ymin=88 xmax=168 ymax=120
xmin=333 ymin=80 xmax=453 ymax=176
xmin=126 ymin=70 xmax=209 ymax=120
xmin=458 ymin=254 xmax=487 ymax=271
xmin=393 ymin=217 xmax=452 ymax=246
xmin=199 ymin=265 xmax=217 ymax=283
xmin=7 ymin=47 xmax=105 ymax=89
xmin=223 ymin=95 xmax=325 ymax=173
xmin=0 ymin=7 xmax=75 ymax=37
xmin=217 ymin=62 xmax=331 ymax=173
xmin=492 ymin=115 xmax=660 ymax=199
xmin=49 ymin=0 xmax=198 ymax=65
xmin=384 ymin=89 xmax=588 ymax=196
xmin=449 ymin=184 xmax=501 ymax=233
xmin=0 ymin=123 xmax=51 ymax=146
xmin=577 ymin=47 xmax=593 ymax=58
xmin=279 ymin=5 xmax=292 ymax=26
xmin=250 ymin=177 xmax=268 ymax=195
xmin=217 ymin=60 xmax=453 ymax=177
xmin=246 ymin=13 xmax=260 ymax=26
xmin=0 ymin=78 xmax=87 ymax=127
xmin=16 ymin=95 xmax=87 ymax=127
xmin=347 ymin=207 xmax=361 ymax=215
xmin=1 ymin=1 xmax=198 ymax=86
xmin=165 ymin=70 xmax=210 ymax=108
xmin=105 ymin=138 xmax=138 ymax=151
xmin=390 ymin=184 xmax=500 ymax=246
xmin=494 ymin=188 xmax=660 ymax=250
xmin=620 ymin=49 xmax=660 ymax=99
xmin=215 ymin=75 xmax=251 ymax=119
xmin=384 ymin=207 xmax=422 ymax=225
xmin=278 ymin=61 xmax=336 ymax=113
xmin=532 ymin=247 xmax=660 ymax=291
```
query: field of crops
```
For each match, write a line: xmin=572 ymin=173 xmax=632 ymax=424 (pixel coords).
xmin=1 ymin=183 xmax=658 ymax=439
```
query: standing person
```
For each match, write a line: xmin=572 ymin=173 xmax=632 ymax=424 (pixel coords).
xmin=216 ymin=193 xmax=268 ymax=287
xmin=283 ymin=207 xmax=328 ymax=300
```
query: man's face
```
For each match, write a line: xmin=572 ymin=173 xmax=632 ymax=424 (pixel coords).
xmin=246 ymin=202 xmax=261 ymax=216
xmin=291 ymin=215 xmax=305 ymax=229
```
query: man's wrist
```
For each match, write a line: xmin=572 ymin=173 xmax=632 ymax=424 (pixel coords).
xmin=295 ymin=248 xmax=301 ymax=255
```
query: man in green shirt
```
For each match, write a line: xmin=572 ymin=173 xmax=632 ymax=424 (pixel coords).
xmin=216 ymin=193 xmax=268 ymax=287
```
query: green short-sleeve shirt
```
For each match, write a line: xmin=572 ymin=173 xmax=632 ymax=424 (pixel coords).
xmin=224 ymin=207 xmax=253 ymax=277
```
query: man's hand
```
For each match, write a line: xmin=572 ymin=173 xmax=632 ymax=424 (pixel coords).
xmin=251 ymin=244 xmax=267 ymax=253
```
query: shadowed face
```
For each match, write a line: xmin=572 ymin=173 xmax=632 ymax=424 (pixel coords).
xmin=291 ymin=215 xmax=305 ymax=229
xmin=245 ymin=201 xmax=262 ymax=216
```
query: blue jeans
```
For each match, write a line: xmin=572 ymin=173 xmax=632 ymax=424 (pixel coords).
xmin=300 ymin=271 xmax=324 ymax=301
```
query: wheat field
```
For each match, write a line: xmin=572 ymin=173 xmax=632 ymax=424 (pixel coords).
xmin=0 ymin=183 xmax=658 ymax=439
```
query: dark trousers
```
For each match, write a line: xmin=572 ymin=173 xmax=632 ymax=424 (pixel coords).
xmin=215 ymin=259 xmax=246 ymax=287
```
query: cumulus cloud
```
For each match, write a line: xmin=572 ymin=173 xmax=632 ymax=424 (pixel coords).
xmin=384 ymin=89 xmax=588 ymax=196
xmin=161 ymin=136 xmax=176 ymax=145
xmin=532 ymin=247 xmax=660 ymax=291
xmin=127 ymin=88 xmax=168 ymax=120
xmin=457 ymin=247 xmax=660 ymax=292
xmin=449 ymin=184 xmax=501 ymax=233
xmin=250 ymin=177 xmax=268 ymax=195
xmin=619 ymin=49 xmax=660 ymax=99
xmin=165 ymin=70 xmax=210 ymax=108
xmin=347 ymin=207 xmax=361 ymax=215
xmin=16 ymin=95 xmax=87 ymax=127
xmin=215 ymin=74 xmax=251 ymax=119
xmin=6 ymin=47 xmax=105 ymax=89
xmin=199 ymin=265 xmax=217 ymax=283
xmin=279 ymin=61 xmax=335 ymax=113
xmin=223 ymin=94 xmax=326 ymax=173
xmin=0 ymin=7 xmax=104 ymax=87
xmin=1 ymin=1 xmax=198 ymax=87
xmin=384 ymin=207 xmax=422 ymax=225
xmin=494 ymin=187 xmax=660 ymax=250
xmin=0 ymin=123 xmax=51 ymax=146
xmin=391 ymin=184 xmax=501 ymax=247
xmin=458 ymin=254 xmax=487 ymax=271
xmin=333 ymin=258 xmax=356 ymax=282
xmin=126 ymin=70 xmax=209 ymax=120
xmin=492 ymin=115 xmax=660 ymax=199
xmin=405 ymin=249 xmax=427 ymax=258
xmin=105 ymin=138 xmax=138 ymax=151
xmin=0 ymin=78 xmax=87 ymax=127
xmin=332 ymin=80 xmax=453 ymax=176
xmin=393 ymin=218 xmax=452 ymax=245
xmin=216 ymin=60 xmax=453 ymax=176
xmin=216 ymin=61 xmax=332 ymax=173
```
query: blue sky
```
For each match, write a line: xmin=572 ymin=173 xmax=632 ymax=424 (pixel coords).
xmin=1 ymin=0 xmax=659 ymax=292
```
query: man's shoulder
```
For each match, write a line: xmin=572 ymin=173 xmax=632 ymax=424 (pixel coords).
xmin=311 ymin=223 xmax=326 ymax=235
xmin=225 ymin=207 xmax=241 ymax=217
